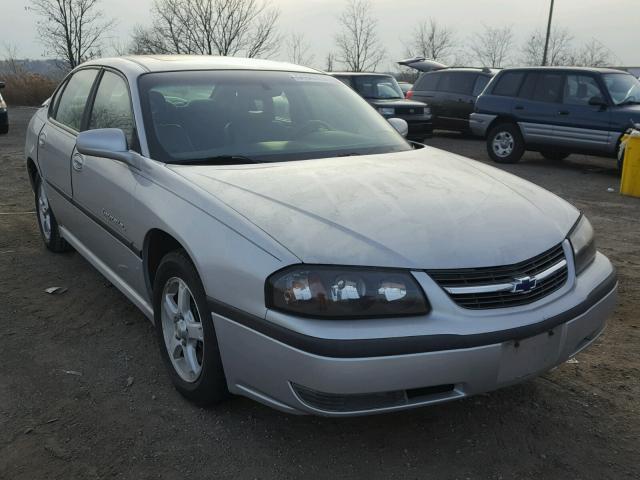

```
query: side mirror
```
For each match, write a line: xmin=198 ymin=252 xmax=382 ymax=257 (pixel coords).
xmin=388 ymin=117 xmax=409 ymax=138
xmin=76 ymin=128 xmax=136 ymax=166
xmin=588 ymin=96 xmax=607 ymax=107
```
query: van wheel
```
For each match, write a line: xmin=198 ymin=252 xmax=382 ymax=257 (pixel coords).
xmin=487 ymin=123 xmax=525 ymax=164
xmin=34 ymin=176 xmax=72 ymax=253
xmin=541 ymin=150 xmax=570 ymax=161
xmin=153 ymin=250 xmax=229 ymax=406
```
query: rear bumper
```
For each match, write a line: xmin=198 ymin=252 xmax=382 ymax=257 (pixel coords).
xmin=211 ymin=267 xmax=617 ymax=416
xmin=469 ymin=112 xmax=496 ymax=137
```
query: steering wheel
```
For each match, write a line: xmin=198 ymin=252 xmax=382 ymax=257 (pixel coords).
xmin=293 ymin=120 xmax=334 ymax=138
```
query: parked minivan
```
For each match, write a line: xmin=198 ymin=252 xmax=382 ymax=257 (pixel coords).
xmin=470 ymin=67 xmax=640 ymax=166
xmin=407 ymin=68 xmax=497 ymax=132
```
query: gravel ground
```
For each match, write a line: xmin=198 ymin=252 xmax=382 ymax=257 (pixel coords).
xmin=1 ymin=107 xmax=639 ymax=479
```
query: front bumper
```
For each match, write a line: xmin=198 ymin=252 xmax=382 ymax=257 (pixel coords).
xmin=211 ymin=254 xmax=617 ymax=416
xmin=384 ymin=113 xmax=433 ymax=138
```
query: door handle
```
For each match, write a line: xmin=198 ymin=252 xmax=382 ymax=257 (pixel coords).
xmin=514 ymin=105 xmax=524 ymax=110
xmin=38 ymin=132 xmax=46 ymax=146
xmin=558 ymin=110 xmax=570 ymax=115
xmin=72 ymin=153 xmax=84 ymax=172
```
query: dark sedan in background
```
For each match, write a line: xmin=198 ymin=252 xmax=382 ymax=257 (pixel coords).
xmin=0 ymin=82 xmax=8 ymax=134
xmin=331 ymin=72 xmax=432 ymax=139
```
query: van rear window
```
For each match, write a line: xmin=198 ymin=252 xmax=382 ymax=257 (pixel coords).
xmin=492 ymin=72 xmax=525 ymax=97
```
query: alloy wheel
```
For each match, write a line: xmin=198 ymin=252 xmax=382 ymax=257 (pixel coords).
xmin=492 ymin=131 xmax=515 ymax=158
xmin=160 ymin=277 xmax=205 ymax=383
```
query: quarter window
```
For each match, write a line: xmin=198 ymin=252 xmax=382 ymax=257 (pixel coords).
xmin=492 ymin=72 xmax=525 ymax=97
xmin=54 ymin=69 xmax=98 ymax=131
xmin=563 ymin=75 xmax=603 ymax=106
xmin=89 ymin=71 xmax=135 ymax=146
xmin=415 ymin=72 xmax=440 ymax=91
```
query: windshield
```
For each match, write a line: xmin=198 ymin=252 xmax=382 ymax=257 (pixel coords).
xmin=602 ymin=73 xmax=640 ymax=105
xmin=138 ymin=71 xmax=411 ymax=164
xmin=352 ymin=75 xmax=405 ymax=100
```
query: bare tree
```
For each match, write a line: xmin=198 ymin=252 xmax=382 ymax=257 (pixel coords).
xmin=325 ymin=52 xmax=336 ymax=72
xmin=287 ymin=32 xmax=314 ymax=66
xmin=573 ymin=39 xmax=612 ymax=67
xmin=335 ymin=0 xmax=385 ymax=72
xmin=131 ymin=0 xmax=280 ymax=58
xmin=30 ymin=0 xmax=115 ymax=70
xmin=407 ymin=19 xmax=456 ymax=64
xmin=521 ymin=27 xmax=574 ymax=66
xmin=468 ymin=25 xmax=514 ymax=68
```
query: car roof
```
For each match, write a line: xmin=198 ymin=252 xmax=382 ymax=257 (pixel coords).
xmin=497 ymin=66 xmax=628 ymax=75
xmin=82 ymin=55 xmax=321 ymax=75
xmin=331 ymin=72 xmax=394 ymax=77
xmin=425 ymin=67 xmax=498 ymax=75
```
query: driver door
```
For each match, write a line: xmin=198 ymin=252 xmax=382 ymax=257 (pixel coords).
xmin=69 ymin=69 xmax=146 ymax=295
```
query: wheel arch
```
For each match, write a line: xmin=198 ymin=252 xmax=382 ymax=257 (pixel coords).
xmin=486 ymin=115 xmax=522 ymax=136
xmin=26 ymin=157 xmax=39 ymax=193
xmin=143 ymin=228 xmax=200 ymax=300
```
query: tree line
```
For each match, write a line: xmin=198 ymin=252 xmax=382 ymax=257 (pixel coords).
xmin=25 ymin=0 xmax=614 ymax=73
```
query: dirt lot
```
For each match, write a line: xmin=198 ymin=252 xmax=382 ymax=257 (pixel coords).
xmin=1 ymin=107 xmax=638 ymax=479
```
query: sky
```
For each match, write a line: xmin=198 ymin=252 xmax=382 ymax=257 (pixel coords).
xmin=4 ymin=0 xmax=640 ymax=69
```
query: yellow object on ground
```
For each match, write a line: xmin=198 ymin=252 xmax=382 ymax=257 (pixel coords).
xmin=620 ymin=135 xmax=640 ymax=198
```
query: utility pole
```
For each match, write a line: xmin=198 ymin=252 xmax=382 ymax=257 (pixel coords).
xmin=542 ymin=0 xmax=555 ymax=66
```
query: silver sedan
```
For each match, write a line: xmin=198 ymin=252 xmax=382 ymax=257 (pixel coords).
xmin=25 ymin=56 xmax=617 ymax=416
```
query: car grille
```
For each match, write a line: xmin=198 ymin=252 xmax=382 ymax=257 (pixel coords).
xmin=428 ymin=244 xmax=568 ymax=310
xmin=395 ymin=106 xmax=424 ymax=115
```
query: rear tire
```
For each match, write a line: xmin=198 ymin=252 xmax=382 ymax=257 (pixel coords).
xmin=34 ymin=175 xmax=72 ymax=253
xmin=486 ymin=123 xmax=525 ymax=164
xmin=541 ymin=150 xmax=570 ymax=161
xmin=153 ymin=250 xmax=229 ymax=406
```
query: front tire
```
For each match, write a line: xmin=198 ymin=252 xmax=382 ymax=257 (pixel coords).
xmin=487 ymin=123 xmax=525 ymax=164
xmin=153 ymin=250 xmax=229 ymax=406
xmin=34 ymin=176 xmax=71 ymax=252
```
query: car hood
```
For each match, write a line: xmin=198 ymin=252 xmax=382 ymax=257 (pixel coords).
xmin=170 ymin=148 xmax=579 ymax=269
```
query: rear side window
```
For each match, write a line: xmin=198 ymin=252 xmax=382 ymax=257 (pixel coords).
xmin=563 ymin=75 xmax=603 ymax=105
xmin=472 ymin=75 xmax=490 ymax=96
xmin=89 ymin=71 xmax=135 ymax=146
xmin=492 ymin=72 xmax=525 ymax=97
xmin=438 ymin=72 xmax=477 ymax=94
xmin=415 ymin=72 xmax=440 ymax=91
xmin=334 ymin=76 xmax=353 ymax=87
xmin=54 ymin=69 xmax=98 ymax=131
xmin=530 ymin=73 xmax=564 ymax=103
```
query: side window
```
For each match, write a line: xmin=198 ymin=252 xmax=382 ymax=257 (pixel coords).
xmin=439 ymin=72 xmax=476 ymax=94
xmin=492 ymin=72 xmax=525 ymax=97
xmin=472 ymin=75 xmax=490 ymax=96
xmin=415 ymin=72 xmax=440 ymax=91
xmin=518 ymin=73 xmax=539 ymax=99
xmin=89 ymin=71 xmax=135 ymax=146
xmin=54 ymin=69 xmax=98 ymax=131
xmin=530 ymin=73 xmax=564 ymax=103
xmin=563 ymin=75 xmax=603 ymax=106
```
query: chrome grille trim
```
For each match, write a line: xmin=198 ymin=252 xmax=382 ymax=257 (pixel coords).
xmin=444 ymin=259 xmax=567 ymax=295
xmin=428 ymin=244 xmax=569 ymax=309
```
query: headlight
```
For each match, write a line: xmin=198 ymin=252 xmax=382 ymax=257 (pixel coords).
xmin=568 ymin=215 xmax=596 ymax=275
xmin=266 ymin=266 xmax=429 ymax=318
xmin=378 ymin=107 xmax=395 ymax=115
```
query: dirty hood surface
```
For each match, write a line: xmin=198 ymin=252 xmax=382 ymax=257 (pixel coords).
xmin=171 ymin=147 xmax=579 ymax=269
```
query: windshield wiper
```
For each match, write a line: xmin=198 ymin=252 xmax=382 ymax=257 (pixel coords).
xmin=181 ymin=155 xmax=263 ymax=165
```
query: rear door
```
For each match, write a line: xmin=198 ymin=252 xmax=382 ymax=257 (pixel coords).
xmin=510 ymin=71 xmax=564 ymax=146
xmin=555 ymin=73 xmax=612 ymax=153
xmin=437 ymin=72 xmax=478 ymax=129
